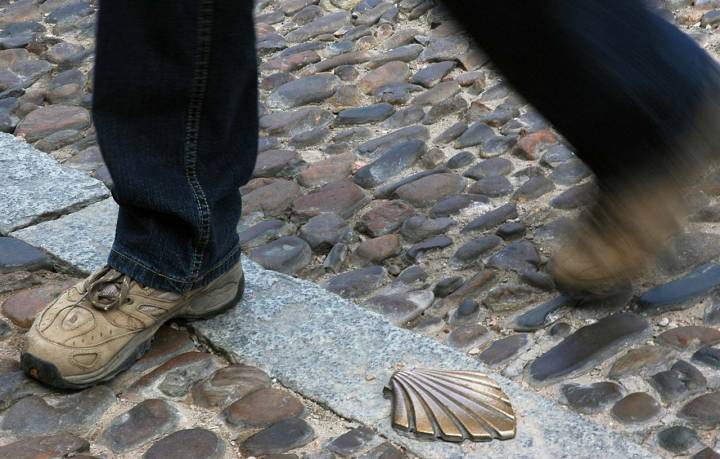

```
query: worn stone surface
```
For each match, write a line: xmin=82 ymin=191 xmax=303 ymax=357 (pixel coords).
xmin=609 ymin=345 xmax=676 ymax=380
xmin=0 ymin=133 xmax=108 ymax=234
xmin=1 ymin=386 xmax=115 ymax=438
xmin=611 ymin=393 xmax=661 ymax=424
xmin=144 ymin=429 xmax=225 ymax=459
xmin=657 ymin=426 xmax=702 ymax=455
xmin=679 ymin=392 xmax=720 ymax=428
xmin=101 ymin=399 xmax=180 ymax=453
xmin=529 ymin=313 xmax=649 ymax=385
xmin=561 ymin=381 xmax=623 ymax=415
xmin=241 ymin=417 xmax=315 ymax=456
xmin=0 ymin=434 xmax=90 ymax=459
xmin=224 ymin=388 xmax=304 ymax=428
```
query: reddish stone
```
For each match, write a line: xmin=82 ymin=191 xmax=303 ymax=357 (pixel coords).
xmin=15 ymin=105 xmax=91 ymax=143
xmin=513 ymin=130 xmax=557 ymax=160
xmin=293 ymin=180 xmax=369 ymax=219
xmin=658 ymin=326 xmax=720 ymax=350
xmin=358 ymin=61 xmax=409 ymax=95
xmin=242 ymin=179 xmax=301 ymax=216
xmin=297 ymin=154 xmax=354 ymax=188
xmin=1 ymin=279 xmax=78 ymax=328
xmin=192 ymin=364 xmax=271 ymax=409
xmin=394 ymin=173 xmax=466 ymax=208
xmin=130 ymin=326 xmax=195 ymax=373
xmin=252 ymin=150 xmax=305 ymax=178
xmin=260 ymin=50 xmax=321 ymax=73
xmin=224 ymin=388 xmax=304 ymax=428
xmin=355 ymin=235 xmax=401 ymax=263
xmin=356 ymin=200 xmax=414 ymax=237
xmin=131 ymin=352 xmax=219 ymax=390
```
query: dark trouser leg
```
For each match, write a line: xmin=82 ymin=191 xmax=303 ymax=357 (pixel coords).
xmin=442 ymin=0 xmax=720 ymax=188
xmin=92 ymin=0 xmax=258 ymax=293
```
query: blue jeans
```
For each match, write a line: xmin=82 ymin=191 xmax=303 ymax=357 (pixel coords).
xmin=93 ymin=0 xmax=718 ymax=293
xmin=93 ymin=0 xmax=257 ymax=292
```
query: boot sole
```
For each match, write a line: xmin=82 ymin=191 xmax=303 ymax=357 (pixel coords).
xmin=21 ymin=275 xmax=245 ymax=390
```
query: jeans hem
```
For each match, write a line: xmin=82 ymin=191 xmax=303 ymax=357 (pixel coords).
xmin=107 ymin=243 xmax=242 ymax=293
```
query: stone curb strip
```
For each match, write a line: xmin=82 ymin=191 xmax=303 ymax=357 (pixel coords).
xmin=13 ymin=196 xmax=654 ymax=458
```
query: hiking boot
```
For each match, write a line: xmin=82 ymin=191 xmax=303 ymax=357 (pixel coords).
xmin=21 ymin=261 xmax=244 ymax=389
xmin=549 ymin=177 xmax=686 ymax=297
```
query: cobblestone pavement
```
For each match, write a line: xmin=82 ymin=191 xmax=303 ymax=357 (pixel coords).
xmin=2 ymin=0 xmax=720 ymax=457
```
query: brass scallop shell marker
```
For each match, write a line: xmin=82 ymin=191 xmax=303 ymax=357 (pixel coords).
xmin=388 ymin=368 xmax=516 ymax=442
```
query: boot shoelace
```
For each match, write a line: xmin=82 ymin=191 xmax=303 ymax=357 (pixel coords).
xmin=82 ymin=267 xmax=133 ymax=311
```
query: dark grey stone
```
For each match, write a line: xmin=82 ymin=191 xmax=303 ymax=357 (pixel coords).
xmin=396 ymin=265 xmax=428 ymax=284
xmin=354 ymin=140 xmax=425 ymax=188
xmin=0 ymin=237 xmax=51 ymax=273
xmin=449 ymin=299 xmax=480 ymax=325
xmin=382 ymin=105 xmax=425 ymax=129
xmin=434 ymin=121 xmax=467 ymax=144
xmin=513 ymin=176 xmax=555 ymax=201
xmin=657 ymin=426 xmax=701 ymax=455
xmin=260 ymin=107 xmax=333 ymax=136
xmin=551 ymin=183 xmax=597 ymax=210
xmin=422 ymin=95 xmax=468 ymax=125
xmin=241 ymin=417 xmax=315 ymax=455
xmin=299 ymin=213 xmax=351 ymax=252
xmin=549 ymin=160 xmax=591 ymax=185
xmin=399 ymin=214 xmax=455 ymax=242
xmin=406 ymin=235 xmax=453 ymax=262
xmin=144 ymin=429 xmax=225 ymax=459
xmin=540 ymin=143 xmax=575 ymax=167
xmin=529 ymin=313 xmax=650 ymax=385
xmin=638 ymin=263 xmax=720 ymax=315
xmin=410 ymin=61 xmax=456 ymax=88
xmin=463 ymin=157 xmax=513 ymax=180
xmin=454 ymin=121 xmax=494 ymax=149
xmin=102 ymin=400 xmax=180 ymax=453
xmin=446 ymin=151 xmax=475 ymax=169
xmin=561 ymin=381 xmax=623 ymax=414
xmin=479 ymin=334 xmax=528 ymax=365
xmin=512 ymin=296 xmax=578 ymax=332
xmin=326 ymin=427 xmax=376 ymax=457
xmin=486 ymin=241 xmax=540 ymax=272
xmin=373 ymin=166 xmax=447 ymax=199
xmin=268 ymin=74 xmax=339 ymax=109
xmin=650 ymin=360 xmax=707 ymax=404
xmin=692 ymin=346 xmax=720 ymax=369
xmin=249 ymin=236 xmax=312 ymax=275
xmin=450 ymin=235 xmax=502 ymax=269
xmin=433 ymin=276 xmax=464 ymax=298
xmin=336 ymin=103 xmax=395 ymax=125
xmin=2 ymin=386 xmax=115 ymax=438
xmin=462 ymin=203 xmax=518 ymax=233
xmin=429 ymin=193 xmax=488 ymax=218
xmin=322 ymin=266 xmax=387 ymax=298
xmin=469 ymin=175 xmax=513 ymax=197
xmin=358 ymin=125 xmax=429 ymax=155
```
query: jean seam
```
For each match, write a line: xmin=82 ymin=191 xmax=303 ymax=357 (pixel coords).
xmin=184 ymin=0 xmax=215 ymax=278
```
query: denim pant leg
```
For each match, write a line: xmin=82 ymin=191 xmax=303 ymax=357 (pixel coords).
xmin=442 ymin=0 xmax=720 ymax=188
xmin=92 ymin=0 xmax=258 ymax=293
